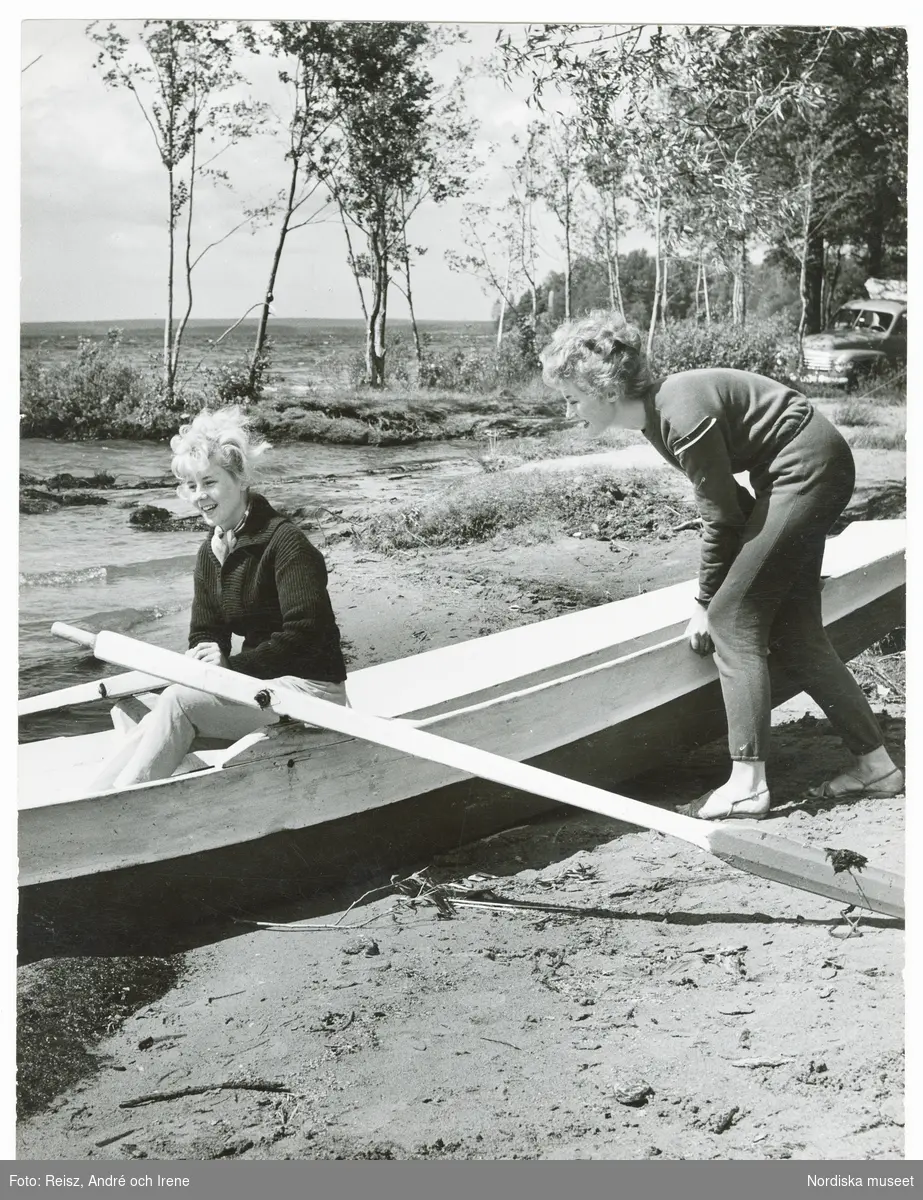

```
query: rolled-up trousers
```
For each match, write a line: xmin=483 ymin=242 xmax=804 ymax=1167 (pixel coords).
xmin=706 ymin=410 xmax=884 ymax=763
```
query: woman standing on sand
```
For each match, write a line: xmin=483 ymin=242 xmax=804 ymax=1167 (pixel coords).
xmin=92 ymin=405 xmax=348 ymax=790
xmin=539 ymin=312 xmax=902 ymax=820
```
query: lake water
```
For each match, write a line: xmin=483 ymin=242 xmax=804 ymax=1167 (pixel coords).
xmin=19 ymin=317 xmax=499 ymax=738
xmin=21 ymin=316 xmax=497 ymax=390
xmin=19 ymin=435 xmax=482 ymax=738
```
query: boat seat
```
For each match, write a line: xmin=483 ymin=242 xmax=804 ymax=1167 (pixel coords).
xmin=208 ymin=722 xmax=350 ymax=767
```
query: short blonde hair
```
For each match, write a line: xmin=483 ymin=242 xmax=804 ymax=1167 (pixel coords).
xmin=170 ymin=406 xmax=270 ymax=497
xmin=540 ymin=311 xmax=652 ymax=400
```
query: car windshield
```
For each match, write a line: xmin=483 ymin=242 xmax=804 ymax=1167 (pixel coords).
xmin=830 ymin=307 xmax=894 ymax=333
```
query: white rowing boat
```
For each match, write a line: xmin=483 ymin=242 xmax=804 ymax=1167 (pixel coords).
xmin=18 ymin=519 xmax=906 ymax=940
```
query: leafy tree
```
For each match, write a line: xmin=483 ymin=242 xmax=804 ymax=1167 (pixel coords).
xmin=319 ymin=22 xmax=471 ymax=388
xmin=497 ymin=23 xmax=902 ymax=338
xmin=505 ymin=130 xmax=545 ymax=339
xmin=582 ymin=141 xmax=630 ymax=316
xmin=446 ymin=126 xmax=553 ymax=353
xmin=389 ymin=78 xmax=476 ymax=368
xmin=447 ymin=199 xmax=540 ymax=350
xmin=241 ymin=21 xmax=357 ymax=392
xmin=756 ymin=27 xmax=907 ymax=332
xmin=88 ymin=20 xmax=265 ymax=405
xmin=530 ymin=115 xmax=585 ymax=321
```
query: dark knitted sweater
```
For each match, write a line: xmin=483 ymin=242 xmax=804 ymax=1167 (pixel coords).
xmin=642 ymin=369 xmax=814 ymax=601
xmin=189 ymin=492 xmax=347 ymax=682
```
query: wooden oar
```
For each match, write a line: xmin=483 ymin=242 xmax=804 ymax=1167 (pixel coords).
xmin=51 ymin=622 xmax=905 ymax=920
xmin=18 ymin=669 xmax=167 ymax=717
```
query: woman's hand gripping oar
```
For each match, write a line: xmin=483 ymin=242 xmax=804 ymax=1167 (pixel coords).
xmin=51 ymin=622 xmax=904 ymax=920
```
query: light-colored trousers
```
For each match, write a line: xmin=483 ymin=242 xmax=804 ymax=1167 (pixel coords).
xmin=92 ymin=676 xmax=349 ymax=791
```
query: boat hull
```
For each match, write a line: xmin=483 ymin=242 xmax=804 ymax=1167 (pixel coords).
xmin=18 ymin=581 xmax=904 ymax=960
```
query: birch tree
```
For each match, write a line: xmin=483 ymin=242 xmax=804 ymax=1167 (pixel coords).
xmin=88 ymin=20 xmax=264 ymax=406
xmin=389 ymin=81 xmax=476 ymax=369
xmin=319 ymin=22 xmax=470 ymax=388
xmin=446 ymin=202 xmax=535 ymax=347
xmin=498 ymin=24 xmax=836 ymax=333
xmin=582 ymin=144 xmax=628 ymax=316
xmin=531 ymin=115 xmax=585 ymax=321
xmin=448 ymin=149 xmax=551 ymax=357
xmin=756 ymin=26 xmax=907 ymax=331
xmin=242 ymin=21 xmax=356 ymax=392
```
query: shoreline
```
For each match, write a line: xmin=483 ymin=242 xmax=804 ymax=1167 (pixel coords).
xmin=17 ymin=397 xmax=906 ymax=452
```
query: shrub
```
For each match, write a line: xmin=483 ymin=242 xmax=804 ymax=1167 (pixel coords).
xmin=204 ymin=343 xmax=276 ymax=405
xmin=20 ymin=329 xmax=162 ymax=438
xmin=20 ymin=329 xmax=280 ymax=440
xmin=649 ymin=315 xmax=800 ymax=380
xmin=419 ymin=342 xmax=492 ymax=391
xmin=340 ymin=332 xmax=425 ymax=390
xmin=420 ymin=326 xmax=540 ymax=392
xmin=384 ymin=332 xmax=422 ymax=387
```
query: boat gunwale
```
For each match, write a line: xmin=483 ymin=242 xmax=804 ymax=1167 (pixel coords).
xmin=17 ymin=521 xmax=906 ymax=889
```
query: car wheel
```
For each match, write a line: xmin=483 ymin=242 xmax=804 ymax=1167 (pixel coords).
xmin=844 ymin=360 xmax=881 ymax=395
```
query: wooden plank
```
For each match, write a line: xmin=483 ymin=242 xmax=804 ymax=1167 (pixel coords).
xmin=708 ymin=827 xmax=903 ymax=918
xmin=48 ymin=625 xmax=905 ymax=919
xmin=18 ymin=671 xmax=167 ymax=716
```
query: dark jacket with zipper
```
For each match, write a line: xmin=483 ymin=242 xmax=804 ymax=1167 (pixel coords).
xmin=189 ymin=492 xmax=347 ymax=683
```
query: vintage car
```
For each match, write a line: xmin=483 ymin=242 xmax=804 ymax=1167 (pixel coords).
xmin=801 ymin=296 xmax=907 ymax=388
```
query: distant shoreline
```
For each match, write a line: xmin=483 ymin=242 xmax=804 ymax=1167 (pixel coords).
xmin=21 ymin=317 xmax=496 ymax=334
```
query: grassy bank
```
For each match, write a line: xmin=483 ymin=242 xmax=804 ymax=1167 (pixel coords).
xmin=357 ymin=466 xmax=698 ymax=553
xmin=477 ymin=425 xmax=644 ymax=468
xmin=817 ymin=398 xmax=906 ymax=451
xmin=249 ymin=382 xmax=570 ymax=446
xmin=351 ymin=389 xmax=905 ymax=555
xmin=21 ymin=316 xmax=906 ymax=446
xmin=258 ymin=388 xmax=905 ymax=452
xmin=22 ymin=376 xmax=906 ymax=451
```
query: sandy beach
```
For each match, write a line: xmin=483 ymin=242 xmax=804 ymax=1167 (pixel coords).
xmin=17 ymin=442 xmax=906 ymax=1161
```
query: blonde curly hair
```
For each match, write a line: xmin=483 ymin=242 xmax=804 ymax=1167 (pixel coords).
xmin=170 ymin=406 xmax=271 ymax=499
xmin=539 ymin=311 xmax=652 ymax=400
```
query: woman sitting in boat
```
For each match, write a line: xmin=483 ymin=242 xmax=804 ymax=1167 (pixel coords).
xmin=92 ymin=405 xmax=348 ymax=790
xmin=539 ymin=312 xmax=903 ymax=820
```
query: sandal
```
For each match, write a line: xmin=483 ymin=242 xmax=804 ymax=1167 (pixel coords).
xmin=692 ymin=787 xmax=771 ymax=822
xmin=806 ymin=766 xmax=904 ymax=801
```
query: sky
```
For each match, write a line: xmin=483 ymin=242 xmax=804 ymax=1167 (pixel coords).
xmin=20 ymin=19 xmax=639 ymax=326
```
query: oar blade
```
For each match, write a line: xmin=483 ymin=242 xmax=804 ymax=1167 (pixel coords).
xmin=706 ymin=825 xmax=904 ymax=920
